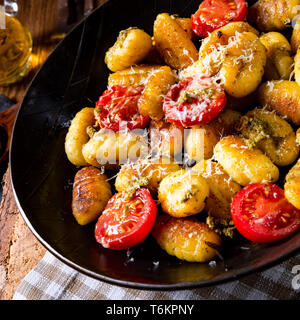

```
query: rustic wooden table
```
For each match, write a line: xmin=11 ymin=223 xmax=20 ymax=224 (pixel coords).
xmin=0 ymin=0 xmax=104 ymax=300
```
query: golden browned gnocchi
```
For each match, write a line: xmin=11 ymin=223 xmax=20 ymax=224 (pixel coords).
xmin=152 ymin=215 xmax=221 ymax=262
xmin=193 ymin=160 xmax=241 ymax=221
xmin=115 ymin=157 xmax=180 ymax=195
xmin=219 ymin=32 xmax=266 ymax=98
xmin=107 ymin=65 xmax=162 ymax=87
xmin=197 ymin=24 xmax=266 ymax=98
xmin=259 ymin=32 xmax=293 ymax=80
xmin=239 ymin=109 xmax=299 ymax=166
xmin=284 ymin=159 xmax=300 ymax=209
xmin=248 ymin=0 xmax=300 ymax=31
xmin=72 ymin=166 xmax=112 ymax=225
xmin=105 ymin=28 xmax=152 ymax=72
xmin=82 ymin=129 xmax=148 ymax=168
xmin=214 ymin=136 xmax=279 ymax=186
xmin=153 ymin=13 xmax=198 ymax=69
xmin=65 ymin=107 xmax=95 ymax=166
xmin=138 ymin=66 xmax=176 ymax=120
xmin=149 ymin=119 xmax=184 ymax=157
xmin=258 ymin=80 xmax=300 ymax=125
xmin=158 ymin=169 xmax=209 ymax=218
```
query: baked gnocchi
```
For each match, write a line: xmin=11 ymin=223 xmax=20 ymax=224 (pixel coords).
xmin=197 ymin=23 xmax=266 ymax=98
xmin=153 ymin=13 xmax=198 ymax=69
xmin=138 ymin=66 xmax=176 ymax=120
xmin=239 ymin=109 xmax=299 ymax=166
xmin=152 ymin=215 xmax=221 ymax=262
xmin=107 ymin=65 xmax=162 ymax=87
xmin=214 ymin=136 xmax=279 ymax=186
xmin=248 ymin=0 xmax=300 ymax=31
xmin=258 ymin=80 xmax=300 ymax=125
xmin=158 ymin=169 xmax=209 ymax=218
xmin=105 ymin=28 xmax=152 ymax=72
xmin=65 ymin=107 xmax=95 ymax=166
xmin=259 ymin=32 xmax=293 ymax=80
xmin=72 ymin=166 xmax=112 ymax=225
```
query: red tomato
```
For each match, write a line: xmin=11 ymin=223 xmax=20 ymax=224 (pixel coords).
xmin=95 ymin=188 xmax=157 ymax=250
xmin=231 ymin=183 xmax=300 ymax=243
xmin=94 ymin=85 xmax=149 ymax=131
xmin=191 ymin=0 xmax=248 ymax=38
xmin=163 ymin=75 xmax=227 ymax=127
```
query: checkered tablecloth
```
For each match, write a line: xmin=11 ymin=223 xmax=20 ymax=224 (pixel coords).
xmin=12 ymin=251 xmax=300 ymax=300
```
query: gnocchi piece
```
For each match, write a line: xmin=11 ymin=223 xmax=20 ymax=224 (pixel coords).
xmin=214 ymin=136 xmax=280 ymax=186
xmin=115 ymin=157 xmax=180 ymax=195
xmin=107 ymin=65 xmax=162 ymax=87
xmin=239 ymin=109 xmax=299 ymax=166
xmin=152 ymin=215 xmax=222 ymax=263
xmin=219 ymin=32 xmax=266 ymax=98
xmin=138 ymin=66 xmax=176 ymax=120
xmin=82 ymin=129 xmax=148 ymax=168
xmin=258 ymin=80 xmax=300 ymax=125
xmin=180 ymin=22 xmax=258 ymax=80
xmin=284 ymin=159 xmax=300 ymax=209
xmin=291 ymin=17 xmax=300 ymax=53
xmin=248 ymin=0 xmax=300 ymax=31
xmin=198 ymin=22 xmax=259 ymax=72
xmin=259 ymin=32 xmax=293 ymax=80
xmin=105 ymin=28 xmax=152 ymax=72
xmin=65 ymin=108 xmax=95 ymax=166
xmin=186 ymin=124 xmax=219 ymax=161
xmin=153 ymin=13 xmax=198 ymax=69
xmin=72 ymin=166 xmax=112 ymax=225
xmin=193 ymin=160 xmax=241 ymax=220
xmin=158 ymin=169 xmax=209 ymax=218
xmin=149 ymin=119 xmax=184 ymax=157
xmin=198 ymin=25 xmax=266 ymax=98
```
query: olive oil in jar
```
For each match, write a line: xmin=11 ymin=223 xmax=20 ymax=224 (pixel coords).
xmin=0 ymin=12 xmax=32 ymax=86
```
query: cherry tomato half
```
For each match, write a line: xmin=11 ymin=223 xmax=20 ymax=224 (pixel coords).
xmin=191 ymin=0 xmax=248 ymax=38
xmin=95 ymin=85 xmax=150 ymax=132
xmin=95 ymin=188 xmax=157 ymax=250
xmin=163 ymin=75 xmax=227 ymax=127
xmin=231 ymin=183 xmax=300 ymax=243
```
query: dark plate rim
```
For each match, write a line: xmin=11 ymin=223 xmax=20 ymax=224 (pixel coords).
xmin=9 ymin=0 xmax=300 ymax=291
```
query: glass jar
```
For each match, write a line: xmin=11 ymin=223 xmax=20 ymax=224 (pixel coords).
xmin=0 ymin=1 xmax=32 ymax=86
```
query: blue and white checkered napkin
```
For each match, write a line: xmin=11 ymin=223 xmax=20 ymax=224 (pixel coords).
xmin=12 ymin=250 xmax=300 ymax=300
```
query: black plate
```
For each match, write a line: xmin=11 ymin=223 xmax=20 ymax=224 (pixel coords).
xmin=10 ymin=0 xmax=300 ymax=290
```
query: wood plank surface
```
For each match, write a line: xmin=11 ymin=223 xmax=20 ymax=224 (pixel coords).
xmin=0 ymin=0 xmax=105 ymax=300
